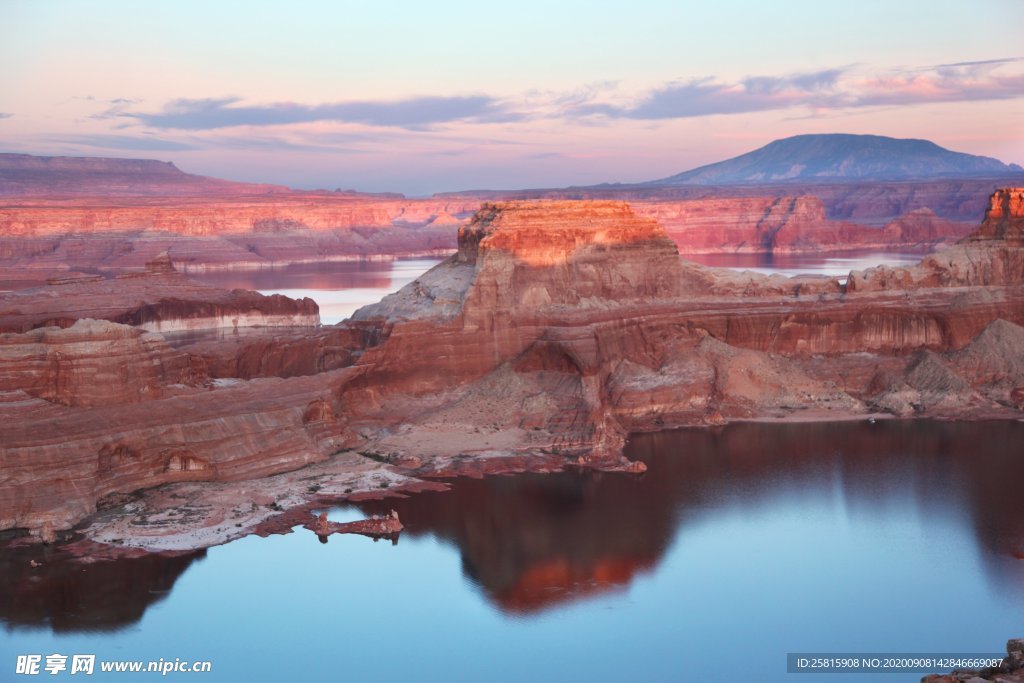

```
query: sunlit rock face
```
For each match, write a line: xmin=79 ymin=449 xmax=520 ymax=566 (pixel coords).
xmin=970 ymin=188 xmax=1024 ymax=241
xmin=3 ymin=193 xmax=1024 ymax=544
xmin=1 ymin=162 xmax=993 ymax=289
xmin=847 ymin=188 xmax=1024 ymax=292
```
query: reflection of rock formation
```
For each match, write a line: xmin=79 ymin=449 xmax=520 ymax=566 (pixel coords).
xmin=356 ymin=471 xmax=672 ymax=614
xmin=0 ymin=421 xmax=1018 ymax=627
xmin=183 ymin=261 xmax=395 ymax=292
xmin=632 ymin=421 xmax=1024 ymax=595
xmin=353 ymin=420 xmax=1024 ymax=615
xmin=0 ymin=543 xmax=204 ymax=632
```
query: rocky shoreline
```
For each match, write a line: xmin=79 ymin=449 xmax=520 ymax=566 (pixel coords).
xmin=1 ymin=190 xmax=1023 ymax=550
xmin=923 ymin=639 xmax=1024 ymax=683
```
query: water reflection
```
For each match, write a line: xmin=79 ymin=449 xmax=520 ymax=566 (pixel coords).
xmin=0 ymin=546 xmax=204 ymax=633
xmin=355 ymin=420 xmax=1024 ymax=613
xmin=189 ymin=258 xmax=441 ymax=324
xmin=358 ymin=472 xmax=671 ymax=613
xmin=2 ymin=421 xmax=1021 ymax=633
xmin=187 ymin=260 xmax=396 ymax=291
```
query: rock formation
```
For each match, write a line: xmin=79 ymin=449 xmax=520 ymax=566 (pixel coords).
xmin=0 ymin=253 xmax=319 ymax=334
xmin=303 ymin=509 xmax=402 ymax=541
xmin=0 ymin=191 xmax=976 ymax=288
xmin=2 ymin=190 xmax=1024 ymax=546
xmin=922 ymin=638 xmax=1024 ymax=682
xmin=848 ymin=188 xmax=1024 ymax=291
xmin=631 ymin=195 xmax=973 ymax=254
xmin=3 ymin=151 xmax=1016 ymax=293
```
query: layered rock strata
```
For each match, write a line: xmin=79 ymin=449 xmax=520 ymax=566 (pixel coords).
xmin=0 ymin=253 xmax=319 ymax=333
xmin=2 ymin=192 xmax=1024 ymax=545
xmin=0 ymin=190 xmax=976 ymax=288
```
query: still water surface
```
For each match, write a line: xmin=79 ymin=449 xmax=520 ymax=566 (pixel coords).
xmin=3 ymin=421 xmax=1022 ymax=682
xmin=190 ymin=259 xmax=442 ymax=324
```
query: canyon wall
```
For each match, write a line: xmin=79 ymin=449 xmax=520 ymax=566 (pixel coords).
xmin=2 ymin=192 xmax=1024 ymax=543
xmin=0 ymin=253 xmax=319 ymax=334
xmin=0 ymin=187 xmax=980 ymax=287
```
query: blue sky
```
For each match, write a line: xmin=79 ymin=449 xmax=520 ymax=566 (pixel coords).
xmin=1 ymin=0 xmax=1022 ymax=194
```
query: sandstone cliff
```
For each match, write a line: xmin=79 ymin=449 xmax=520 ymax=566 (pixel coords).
xmin=0 ymin=253 xmax=319 ymax=334
xmin=0 ymin=190 xmax=975 ymax=288
xmin=848 ymin=188 xmax=1024 ymax=291
xmin=347 ymin=196 xmax=1024 ymax=465
xmin=2 ymin=192 xmax=1024 ymax=545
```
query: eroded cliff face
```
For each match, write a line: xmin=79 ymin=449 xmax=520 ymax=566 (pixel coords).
xmin=0 ymin=253 xmax=319 ymax=334
xmin=632 ymin=195 xmax=972 ymax=254
xmin=346 ymin=197 xmax=1024 ymax=468
xmin=0 ymin=190 xmax=975 ymax=288
xmin=2 ymin=194 xmax=1024 ymax=545
xmin=848 ymin=188 xmax=1024 ymax=291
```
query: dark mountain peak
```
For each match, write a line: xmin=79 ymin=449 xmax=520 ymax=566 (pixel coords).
xmin=655 ymin=134 xmax=1023 ymax=185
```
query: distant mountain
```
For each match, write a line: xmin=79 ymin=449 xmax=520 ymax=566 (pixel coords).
xmin=653 ymin=134 xmax=1024 ymax=185
xmin=0 ymin=153 xmax=291 ymax=197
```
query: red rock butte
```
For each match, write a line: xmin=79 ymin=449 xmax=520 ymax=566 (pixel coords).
xmin=1 ymin=191 xmax=1024 ymax=546
xmin=971 ymin=187 xmax=1024 ymax=241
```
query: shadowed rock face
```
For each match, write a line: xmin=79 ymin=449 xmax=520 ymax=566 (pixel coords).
xmin=4 ymin=421 xmax=1019 ymax=627
xmin=0 ymin=543 xmax=204 ymax=632
xmin=2 ymin=193 xmax=1024 ymax=543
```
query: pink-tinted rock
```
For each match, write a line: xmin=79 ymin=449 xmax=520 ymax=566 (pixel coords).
xmin=4 ymin=191 xmax=1024 ymax=547
xmin=0 ymin=253 xmax=319 ymax=333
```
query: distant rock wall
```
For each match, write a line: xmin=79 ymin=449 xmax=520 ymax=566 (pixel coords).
xmin=0 ymin=189 xmax=978 ymax=287
xmin=3 ymin=193 xmax=1024 ymax=543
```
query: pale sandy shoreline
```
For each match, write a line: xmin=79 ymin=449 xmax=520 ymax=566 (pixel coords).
xmin=19 ymin=409 xmax=1018 ymax=557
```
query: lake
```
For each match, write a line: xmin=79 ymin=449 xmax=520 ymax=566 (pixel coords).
xmin=682 ymin=249 xmax=925 ymax=280
xmin=187 ymin=258 xmax=444 ymax=325
xmin=3 ymin=420 xmax=1022 ymax=681
xmin=185 ymin=250 xmax=925 ymax=325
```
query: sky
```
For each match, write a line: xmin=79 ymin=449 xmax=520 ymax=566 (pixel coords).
xmin=1 ymin=0 xmax=1023 ymax=195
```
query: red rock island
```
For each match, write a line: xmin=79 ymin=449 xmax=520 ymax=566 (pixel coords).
xmin=2 ymin=191 xmax=1024 ymax=548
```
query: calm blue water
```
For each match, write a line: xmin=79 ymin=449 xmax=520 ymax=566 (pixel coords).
xmin=3 ymin=420 xmax=1023 ymax=682
xmin=190 ymin=258 xmax=441 ymax=324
